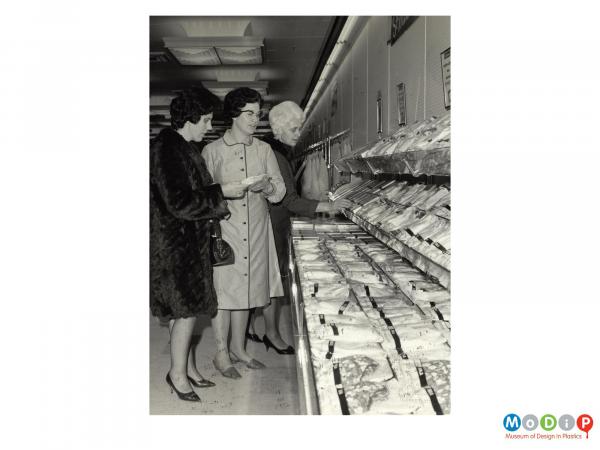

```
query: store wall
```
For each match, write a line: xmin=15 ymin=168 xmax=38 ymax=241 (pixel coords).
xmin=299 ymin=16 xmax=450 ymax=152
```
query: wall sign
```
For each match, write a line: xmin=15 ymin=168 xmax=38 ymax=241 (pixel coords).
xmin=441 ymin=47 xmax=451 ymax=110
xmin=397 ymin=83 xmax=407 ymax=126
xmin=389 ymin=16 xmax=418 ymax=46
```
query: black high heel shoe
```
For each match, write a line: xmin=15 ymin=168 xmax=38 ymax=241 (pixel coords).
xmin=263 ymin=335 xmax=295 ymax=355
xmin=245 ymin=331 xmax=263 ymax=343
xmin=165 ymin=373 xmax=201 ymax=402
xmin=187 ymin=376 xmax=216 ymax=388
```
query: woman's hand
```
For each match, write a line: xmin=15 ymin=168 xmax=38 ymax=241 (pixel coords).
xmin=248 ymin=175 xmax=271 ymax=192
xmin=221 ymin=181 xmax=247 ymax=199
xmin=331 ymin=198 xmax=353 ymax=211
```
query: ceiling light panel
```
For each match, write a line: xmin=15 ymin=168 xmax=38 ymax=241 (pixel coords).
xmin=163 ymin=36 xmax=264 ymax=66
xmin=215 ymin=47 xmax=262 ymax=65
xmin=170 ymin=47 xmax=220 ymax=65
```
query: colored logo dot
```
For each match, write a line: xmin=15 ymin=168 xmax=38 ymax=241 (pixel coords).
xmin=522 ymin=414 xmax=539 ymax=431
xmin=504 ymin=413 xmax=521 ymax=432
xmin=577 ymin=414 xmax=593 ymax=439
xmin=559 ymin=414 xmax=575 ymax=431
xmin=540 ymin=414 xmax=557 ymax=431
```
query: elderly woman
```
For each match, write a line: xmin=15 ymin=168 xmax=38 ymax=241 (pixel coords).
xmin=150 ymin=87 xmax=246 ymax=401
xmin=247 ymin=101 xmax=352 ymax=353
xmin=202 ymin=87 xmax=285 ymax=378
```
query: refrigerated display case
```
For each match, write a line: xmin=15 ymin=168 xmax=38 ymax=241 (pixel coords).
xmin=288 ymin=113 xmax=450 ymax=415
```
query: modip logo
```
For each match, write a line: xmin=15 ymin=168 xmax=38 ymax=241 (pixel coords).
xmin=503 ymin=413 xmax=593 ymax=440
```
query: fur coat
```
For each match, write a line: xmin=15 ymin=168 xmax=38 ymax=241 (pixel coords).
xmin=150 ymin=128 xmax=229 ymax=319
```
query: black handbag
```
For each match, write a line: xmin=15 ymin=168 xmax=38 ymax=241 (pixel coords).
xmin=209 ymin=220 xmax=235 ymax=266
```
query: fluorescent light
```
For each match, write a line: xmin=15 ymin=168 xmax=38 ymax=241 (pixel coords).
xmin=163 ymin=36 xmax=264 ymax=66
xmin=169 ymin=47 xmax=220 ymax=65
xmin=215 ymin=47 xmax=262 ymax=65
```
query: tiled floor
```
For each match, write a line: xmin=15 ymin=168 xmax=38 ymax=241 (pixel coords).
xmin=150 ymin=300 xmax=299 ymax=415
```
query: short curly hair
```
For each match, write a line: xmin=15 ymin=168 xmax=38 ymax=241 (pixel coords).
xmin=223 ymin=87 xmax=263 ymax=123
xmin=170 ymin=86 xmax=220 ymax=130
xmin=269 ymin=101 xmax=305 ymax=140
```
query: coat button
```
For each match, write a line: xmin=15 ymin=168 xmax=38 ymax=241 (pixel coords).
xmin=243 ymin=238 xmax=247 ymax=241
xmin=244 ymin=256 xmax=248 ymax=259
xmin=243 ymin=222 xmax=246 ymax=224
xmin=242 ymin=204 xmax=246 ymax=207
xmin=240 ymin=157 xmax=243 ymax=160
xmin=240 ymin=168 xmax=245 ymax=172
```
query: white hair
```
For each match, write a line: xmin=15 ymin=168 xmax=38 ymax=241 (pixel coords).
xmin=269 ymin=101 xmax=305 ymax=140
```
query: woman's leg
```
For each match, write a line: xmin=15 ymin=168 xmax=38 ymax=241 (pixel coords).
xmin=230 ymin=309 xmax=252 ymax=361
xmin=263 ymin=299 xmax=290 ymax=349
xmin=211 ymin=309 xmax=232 ymax=367
xmin=187 ymin=338 xmax=207 ymax=381
xmin=167 ymin=317 xmax=196 ymax=392
xmin=247 ymin=307 xmax=257 ymax=335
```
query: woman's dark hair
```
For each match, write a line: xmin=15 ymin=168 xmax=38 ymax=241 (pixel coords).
xmin=170 ymin=86 xmax=220 ymax=130
xmin=223 ymin=87 xmax=263 ymax=123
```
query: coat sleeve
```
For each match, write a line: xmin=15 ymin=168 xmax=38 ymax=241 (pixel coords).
xmin=152 ymin=141 xmax=226 ymax=221
xmin=263 ymin=143 xmax=286 ymax=203
xmin=275 ymin=151 xmax=319 ymax=218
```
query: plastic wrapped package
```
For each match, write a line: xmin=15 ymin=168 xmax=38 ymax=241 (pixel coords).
xmin=390 ymin=359 xmax=451 ymax=415
xmin=362 ymin=380 xmax=437 ymax=415
xmin=421 ymin=303 xmax=451 ymax=323
xmin=363 ymin=305 xmax=426 ymax=323
xmin=411 ymin=186 xmax=450 ymax=211
xmin=352 ymin=284 xmax=399 ymax=298
xmin=300 ymin=270 xmax=345 ymax=283
xmin=344 ymin=271 xmax=387 ymax=284
xmin=337 ymin=262 xmax=377 ymax=273
xmin=329 ymin=251 xmax=363 ymax=262
xmin=297 ymin=252 xmax=327 ymax=262
xmin=306 ymin=313 xmax=371 ymax=329
xmin=324 ymin=242 xmax=359 ymax=252
xmin=388 ymin=269 xmax=428 ymax=284
xmin=303 ymin=299 xmax=364 ymax=317
xmin=298 ymin=261 xmax=338 ymax=271
xmin=310 ymin=322 xmax=385 ymax=344
xmin=301 ymin=281 xmax=350 ymax=299
xmin=309 ymin=340 xmax=386 ymax=361
xmin=313 ymin=356 xmax=391 ymax=415
xmin=408 ymin=281 xmax=450 ymax=304
xmin=379 ymin=322 xmax=449 ymax=357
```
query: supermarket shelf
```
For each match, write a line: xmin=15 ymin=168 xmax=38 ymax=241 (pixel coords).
xmin=343 ymin=210 xmax=451 ymax=291
xmin=336 ymin=147 xmax=450 ymax=177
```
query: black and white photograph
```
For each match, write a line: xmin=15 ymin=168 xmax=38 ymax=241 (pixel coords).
xmin=149 ymin=15 xmax=451 ymax=415
xmin=3 ymin=1 xmax=600 ymax=448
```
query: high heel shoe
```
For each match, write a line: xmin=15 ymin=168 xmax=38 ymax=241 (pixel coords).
xmin=187 ymin=376 xmax=216 ymax=388
xmin=230 ymin=352 xmax=266 ymax=369
xmin=212 ymin=358 xmax=241 ymax=379
xmin=165 ymin=373 xmax=201 ymax=402
xmin=263 ymin=335 xmax=295 ymax=355
xmin=245 ymin=331 xmax=263 ymax=343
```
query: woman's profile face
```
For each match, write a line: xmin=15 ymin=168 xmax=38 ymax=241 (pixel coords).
xmin=232 ymin=102 xmax=261 ymax=137
xmin=279 ymin=117 xmax=303 ymax=147
xmin=189 ymin=113 xmax=213 ymax=142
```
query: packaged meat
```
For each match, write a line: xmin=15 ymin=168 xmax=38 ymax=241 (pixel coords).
xmin=352 ymin=284 xmax=399 ymax=298
xmin=310 ymin=340 xmax=386 ymax=361
xmin=301 ymin=282 xmax=349 ymax=299
xmin=311 ymin=323 xmax=384 ymax=343
xmin=303 ymin=299 xmax=364 ymax=317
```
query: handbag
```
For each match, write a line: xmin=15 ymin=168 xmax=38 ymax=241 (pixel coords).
xmin=209 ymin=220 xmax=235 ymax=266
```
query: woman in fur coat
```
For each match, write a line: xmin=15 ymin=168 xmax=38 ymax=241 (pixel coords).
xmin=150 ymin=87 xmax=246 ymax=401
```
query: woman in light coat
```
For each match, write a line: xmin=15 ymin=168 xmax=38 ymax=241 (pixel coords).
xmin=202 ymin=87 xmax=285 ymax=378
